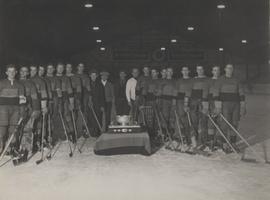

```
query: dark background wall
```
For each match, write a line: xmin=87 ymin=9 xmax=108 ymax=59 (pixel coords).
xmin=0 ymin=0 xmax=268 ymax=79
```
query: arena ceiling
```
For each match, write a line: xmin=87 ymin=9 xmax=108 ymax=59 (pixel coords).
xmin=0 ymin=0 xmax=268 ymax=63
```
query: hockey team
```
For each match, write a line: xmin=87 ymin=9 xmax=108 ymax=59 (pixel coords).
xmin=0 ymin=62 xmax=246 ymax=165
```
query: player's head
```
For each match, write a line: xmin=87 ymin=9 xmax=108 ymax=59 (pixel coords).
xmin=47 ymin=64 xmax=55 ymax=75
xmin=6 ymin=64 xmax=17 ymax=80
xmin=160 ymin=67 xmax=167 ymax=79
xmin=38 ymin=65 xmax=46 ymax=77
xmin=19 ymin=66 xmax=29 ymax=79
xmin=166 ymin=67 xmax=174 ymax=79
xmin=30 ymin=65 xmax=38 ymax=77
xmin=66 ymin=63 xmax=73 ymax=74
xmin=77 ymin=63 xmax=85 ymax=74
xmin=143 ymin=66 xmax=150 ymax=76
xmin=225 ymin=64 xmax=234 ymax=77
xmin=212 ymin=66 xmax=220 ymax=78
xmin=196 ymin=65 xmax=204 ymax=77
xmin=151 ymin=68 xmax=159 ymax=79
xmin=56 ymin=62 xmax=65 ymax=74
xmin=181 ymin=66 xmax=190 ymax=78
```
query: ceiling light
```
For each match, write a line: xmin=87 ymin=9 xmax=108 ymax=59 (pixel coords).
xmin=160 ymin=47 xmax=166 ymax=51
xmin=96 ymin=39 xmax=102 ymax=43
xmin=241 ymin=40 xmax=247 ymax=44
xmin=217 ymin=4 xmax=226 ymax=9
xmin=171 ymin=39 xmax=177 ymax=43
xmin=187 ymin=26 xmax=194 ymax=31
xmin=92 ymin=26 xmax=100 ymax=31
xmin=85 ymin=3 xmax=93 ymax=8
xmin=219 ymin=48 xmax=224 ymax=51
xmin=100 ymin=47 xmax=106 ymax=51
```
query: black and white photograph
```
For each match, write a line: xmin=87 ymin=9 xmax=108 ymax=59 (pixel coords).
xmin=0 ymin=0 xmax=269 ymax=200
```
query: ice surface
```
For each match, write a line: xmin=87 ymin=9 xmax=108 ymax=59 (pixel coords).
xmin=0 ymin=94 xmax=269 ymax=200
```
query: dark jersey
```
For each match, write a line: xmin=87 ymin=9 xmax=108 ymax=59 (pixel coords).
xmin=30 ymin=75 xmax=48 ymax=101
xmin=19 ymin=79 xmax=40 ymax=111
xmin=213 ymin=75 xmax=245 ymax=102
xmin=190 ymin=76 xmax=209 ymax=101
xmin=174 ymin=78 xmax=192 ymax=100
xmin=0 ymin=79 xmax=25 ymax=106
xmin=136 ymin=75 xmax=151 ymax=96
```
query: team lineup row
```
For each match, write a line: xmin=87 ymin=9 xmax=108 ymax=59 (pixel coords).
xmin=0 ymin=63 xmax=246 ymax=164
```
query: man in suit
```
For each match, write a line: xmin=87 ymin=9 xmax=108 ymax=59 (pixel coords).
xmin=100 ymin=70 xmax=114 ymax=130
xmin=89 ymin=69 xmax=105 ymax=136
xmin=114 ymin=69 xmax=129 ymax=115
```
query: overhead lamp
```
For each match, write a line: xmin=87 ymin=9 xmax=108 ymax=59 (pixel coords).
xmin=96 ymin=39 xmax=102 ymax=43
xmin=85 ymin=3 xmax=93 ymax=8
xmin=92 ymin=26 xmax=100 ymax=31
xmin=241 ymin=40 xmax=247 ymax=44
xmin=217 ymin=4 xmax=226 ymax=9
xmin=160 ymin=47 xmax=166 ymax=51
xmin=187 ymin=26 xmax=194 ymax=31
xmin=100 ymin=47 xmax=106 ymax=51
xmin=219 ymin=48 xmax=224 ymax=51
xmin=171 ymin=39 xmax=177 ymax=43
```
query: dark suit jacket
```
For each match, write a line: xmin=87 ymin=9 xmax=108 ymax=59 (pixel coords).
xmin=114 ymin=79 xmax=127 ymax=100
xmin=90 ymin=80 xmax=105 ymax=108
xmin=102 ymin=80 xmax=114 ymax=103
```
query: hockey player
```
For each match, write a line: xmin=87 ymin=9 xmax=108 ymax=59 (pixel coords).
xmin=66 ymin=63 xmax=82 ymax=108
xmin=18 ymin=66 xmax=40 ymax=161
xmin=38 ymin=65 xmax=53 ymax=144
xmin=45 ymin=64 xmax=61 ymax=143
xmin=156 ymin=67 xmax=167 ymax=110
xmin=157 ymin=67 xmax=177 ymax=135
xmin=29 ymin=65 xmax=48 ymax=151
xmin=76 ymin=63 xmax=91 ymax=131
xmin=136 ymin=66 xmax=150 ymax=107
xmin=213 ymin=64 xmax=246 ymax=152
xmin=207 ymin=66 xmax=221 ymax=150
xmin=66 ymin=63 xmax=83 ymax=135
xmin=141 ymin=67 xmax=159 ymax=138
xmin=55 ymin=63 xmax=75 ymax=142
xmin=189 ymin=65 xmax=209 ymax=149
xmin=174 ymin=66 xmax=193 ymax=147
xmin=0 ymin=64 xmax=26 ymax=155
xmin=160 ymin=67 xmax=167 ymax=79
xmin=38 ymin=65 xmax=52 ymax=105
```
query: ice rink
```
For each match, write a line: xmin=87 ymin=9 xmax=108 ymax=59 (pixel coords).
xmin=0 ymin=94 xmax=270 ymax=200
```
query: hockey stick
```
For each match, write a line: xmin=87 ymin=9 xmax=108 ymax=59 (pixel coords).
xmin=0 ymin=118 xmax=23 ymax=163
xmin=36 ymin=114 xmax=55 ymax=164
xmin=59 ymin=111 xmax=73 ymax=157
xmin=174 ymin=110 xmax=185 ymax=152
xmin=79 ymin=108 xmax=91 ymax=137
xmin=219 ymin=113 xmax=265 ymax=163
xmin=208 ymin=114 xmax=238 ymax=154
xmin=46 ymin=141 xmax=63 ymax=161
xmin=71 ymin=110 xmax=79 ymax=153
xmin=153 ymin=106 xmax=165 ymax=144
xmin=89 ymin=104 xmax=102 ymax=133
xmin=36 ymin=113 xmax=46 ymax=164
xmin=156 ymin=107 xmax=176 ymax=150
xmin=46 ymin=114 xmax=53 ymax=159
xmin=186 ymin=111 xmax=197 ymax=152
xmin=77 ymin=108 xmax=92 ymax=153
